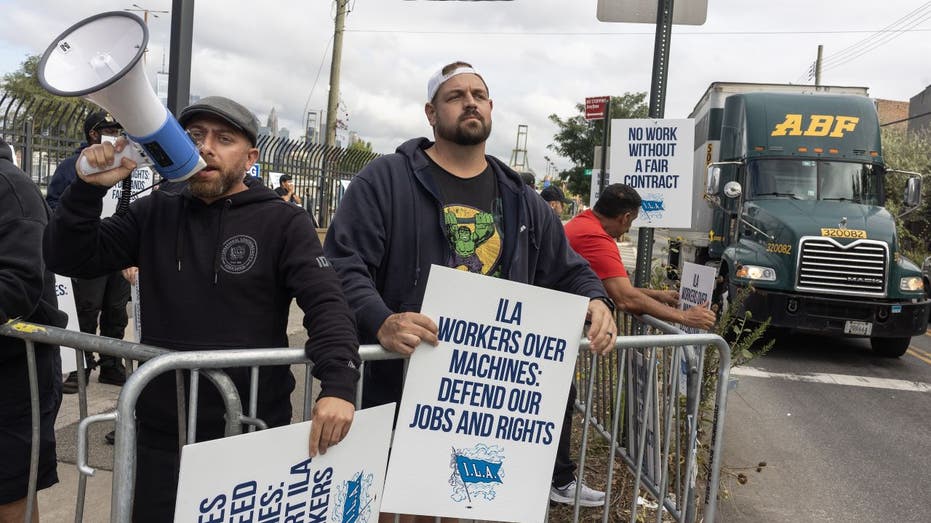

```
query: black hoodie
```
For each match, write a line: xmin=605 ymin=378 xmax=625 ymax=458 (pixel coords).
xmin=0 ymin=140 xmax=66 ymax=418
xmin=44 ymin=175 xmax=359 ymax=440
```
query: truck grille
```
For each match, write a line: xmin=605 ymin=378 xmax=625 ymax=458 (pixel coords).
xmin=796 ymin=237 xmax=888 ymax=296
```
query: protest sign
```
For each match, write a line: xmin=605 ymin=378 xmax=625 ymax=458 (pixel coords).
xmin=130 ymin=276 xmax=141 ymax=343
xmin=101 ymin=165 xmax=155 ymax=219
xmin=381 ymin=265 xmax=589 ymax=522
xmin=678 ymin=262 xmax=716 ymax=335
xmin=174 ymin=403 xmax=394 ymax=523
xmin=676 ymin=262 xmax=717 ymax=391
xmin=610 ymin=119 xmax=695 ymax=228
xmin=53 ymin=274 xmax=79 ymax=374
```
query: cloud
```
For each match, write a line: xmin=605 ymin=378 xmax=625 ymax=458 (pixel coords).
xmin=2 ymin=0 xmax=930 ymax=176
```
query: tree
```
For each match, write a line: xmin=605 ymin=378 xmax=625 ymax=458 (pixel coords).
xmin=547 ymin=93 xmax=649 ymax=197
xmin=2 ymin=54 xmax=93 ymax=139
xmin=339 ymin=138 xmax=378 ymax=173
xmin=882 ymin=127 xmax=931 ymax=262
xmin=347 ymin=139 xmax=373 ymax=153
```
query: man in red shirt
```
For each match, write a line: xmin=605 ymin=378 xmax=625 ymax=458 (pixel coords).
xmin=565 ymin=184 xmax=715 ymax=330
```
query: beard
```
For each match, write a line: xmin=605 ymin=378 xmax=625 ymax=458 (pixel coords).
xmin=189 ymin=164 xmax=245 ymax=200
xmin=436 ymin=111 xmax=491 ymax=146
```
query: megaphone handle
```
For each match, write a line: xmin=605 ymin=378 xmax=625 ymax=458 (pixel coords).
xmin=78 ymin=141 xmax=150 ymax=177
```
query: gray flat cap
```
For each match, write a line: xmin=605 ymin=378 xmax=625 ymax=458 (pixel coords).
xmin=178 ymin=96 xmax=259 ymax=146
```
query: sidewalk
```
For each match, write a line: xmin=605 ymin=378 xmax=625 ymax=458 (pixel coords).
xmin=39 ymin=299 xmax=313 ymax=521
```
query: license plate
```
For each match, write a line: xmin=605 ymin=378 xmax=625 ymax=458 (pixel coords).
xmin=844 ymin=320 xmax=873 ymax=336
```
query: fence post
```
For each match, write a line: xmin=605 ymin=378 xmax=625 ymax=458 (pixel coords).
xmin=23 ymin=117 xmax=34 ymax=175
xmin=317 ymin=148 xmax=331 ymax=227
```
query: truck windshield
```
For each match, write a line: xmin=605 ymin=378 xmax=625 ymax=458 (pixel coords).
xmin=747 ymin=159 xmax=883 ymax=205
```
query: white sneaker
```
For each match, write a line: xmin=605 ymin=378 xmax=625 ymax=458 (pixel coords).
xmin=549 ymin=479 xmax=605 ymax=507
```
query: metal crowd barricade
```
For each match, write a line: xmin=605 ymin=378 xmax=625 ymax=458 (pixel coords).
xmin=1 ymin=316 xmax=729 ymax=523
xmin=569 ymin=313 xmax=730 ymax=523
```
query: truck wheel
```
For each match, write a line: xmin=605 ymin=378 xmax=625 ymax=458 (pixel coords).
xmin=870 ymin=336 xmax=910 ymax=358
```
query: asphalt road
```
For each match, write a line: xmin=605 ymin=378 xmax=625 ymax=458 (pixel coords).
xmin=717 ymin=328 xmax=931 ymax=522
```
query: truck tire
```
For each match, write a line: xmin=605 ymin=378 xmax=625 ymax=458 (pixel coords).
xmin=870 ymin=336 xmax=910 ymax=358
xmin=712 ymin=271 xmax=731 ymax=319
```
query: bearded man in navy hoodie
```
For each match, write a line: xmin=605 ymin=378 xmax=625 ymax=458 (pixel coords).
xmin=325 ymin=62 xmax=616 ymax=522
xmin=44 ymin=97 xmax=360 ymax=522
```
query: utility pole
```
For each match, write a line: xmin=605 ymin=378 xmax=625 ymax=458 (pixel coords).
xmin=125 ymin=3 xmax=168 ymax=24
xmin=325 ymin=0 xmax=348 ymax=148
xmin=124 ymin=3 xmax=169 ymax=63
xmin=815 ymin=44 xmax=823 ymax=86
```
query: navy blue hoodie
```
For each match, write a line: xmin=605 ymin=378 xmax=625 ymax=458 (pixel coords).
xmin=324 ymin=138 xmax=607 ymax=406
xmin=44 ymin=175 xmax=360 ymax=441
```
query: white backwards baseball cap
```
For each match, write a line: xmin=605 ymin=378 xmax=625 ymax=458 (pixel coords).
xmin=426 ymin=65 xmax=487 ymax=102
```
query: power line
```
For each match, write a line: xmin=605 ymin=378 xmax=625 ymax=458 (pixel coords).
xmin=793 ymin=3 xmax=931 ymax=84
xmin=301 ymin=35 xmax=334 ymax=140
xmin=345 ymin=27 xmax=931 ymax=36
xmin=820 ymin=2 xmax=931 ymax=68
xmin=821 ymin=10 xmax=931 ymax=73
xmin=880 ymin=110 xmax=931 ymax=127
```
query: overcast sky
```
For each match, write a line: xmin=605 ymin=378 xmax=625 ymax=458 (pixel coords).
xmin=2 ymin=0 xmax=929 ymax=176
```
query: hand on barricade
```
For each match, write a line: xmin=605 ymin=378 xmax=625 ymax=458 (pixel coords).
xmin=658 ymin=289 xmax=680 ymax=307
xmin=308 ymin=396 xmax=354 ymax=457
xmin=586 ymin=299 xmax=615 ymax=355
xmin=376 ymin=312 xmax=439 ymax=355
xmin=681 ymin=302 xmax=716 ymax=331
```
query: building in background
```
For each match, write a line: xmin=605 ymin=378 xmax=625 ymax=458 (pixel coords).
xmin=908 ymin=86 xmax=931 ymax=134
xmin=874 ymin=98 xmax=909 ymax=133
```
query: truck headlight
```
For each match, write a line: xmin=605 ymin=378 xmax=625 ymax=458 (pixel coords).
xmin=735 ymin=265 xmax=776 ymax=281
xmin=899 ymin=276 xmax=924 ymax=292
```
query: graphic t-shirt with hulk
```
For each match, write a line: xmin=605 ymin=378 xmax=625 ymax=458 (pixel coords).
xmin=428 ymin=160 xmax=503 ymax=277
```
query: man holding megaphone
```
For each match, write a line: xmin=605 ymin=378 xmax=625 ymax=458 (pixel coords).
xmin=47 ymin=110 xmax=132 ymax=394
xmin=43 ymin=97 xmax=361 ymax=522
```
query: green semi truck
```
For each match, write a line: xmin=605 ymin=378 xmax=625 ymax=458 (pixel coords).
xmin=668 ymin=82 xmax=929 ymax=357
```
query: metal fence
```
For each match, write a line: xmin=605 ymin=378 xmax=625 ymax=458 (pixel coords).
xmin=570 ymin=313 xmax=730 ymax=523
xmin=254 ymin=134 xmax=379 ymax=227
xmin=0 ymin=93 xmax=379 ymax=226
xmin=0 ymin=315 xmax=729 ymax=523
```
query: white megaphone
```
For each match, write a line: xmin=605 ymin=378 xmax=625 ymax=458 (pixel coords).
xmin=37 ymin=11 xmax=204 ymax=182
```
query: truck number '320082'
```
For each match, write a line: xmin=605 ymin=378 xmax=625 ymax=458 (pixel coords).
xmin=766 ymin=242 xmax=792 ymax=255
xmin=820 ymin=228 xmax=867 ymax=239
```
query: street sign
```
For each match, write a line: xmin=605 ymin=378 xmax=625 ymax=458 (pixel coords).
xmin=585 ymin=96 xmax=610 ymax=120
xmin=584 ymin=168 xmax=592 ymax=176
xmin=596 ymin=0 xmax=708 ymax=25
xmin=248 ymin=163 xmax=261 ymax=179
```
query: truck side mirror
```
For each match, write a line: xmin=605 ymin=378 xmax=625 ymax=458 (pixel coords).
xmin=706 ymin=166 xmax=720 ymax=195
xmin=723 ymin=181 xmax=742 ymax=199
xmin=904 ymin=176 xmax=922 ymax=208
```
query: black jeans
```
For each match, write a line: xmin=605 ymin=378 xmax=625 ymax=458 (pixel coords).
xmin=132 ymin=429 xmax=181 ymax=523
xmin=552 ymin=382 xmax=577 ymax=487
xmin=72 ymin=272 xmax=130 ymax=367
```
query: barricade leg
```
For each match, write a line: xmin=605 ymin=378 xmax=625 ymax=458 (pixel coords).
xmin=25 ymin=340 xmax=40 ymax=523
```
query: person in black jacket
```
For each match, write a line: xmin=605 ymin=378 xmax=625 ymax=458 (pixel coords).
xmin=46 ymin=110 xmax=131 ymax=392
xmin=0 ymin=139 xmax=67 ymax=521
xmin=44 ymin=97 xmax=360 ymax=522
xmin=324 ymin=62 xmax=616 ymax=521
